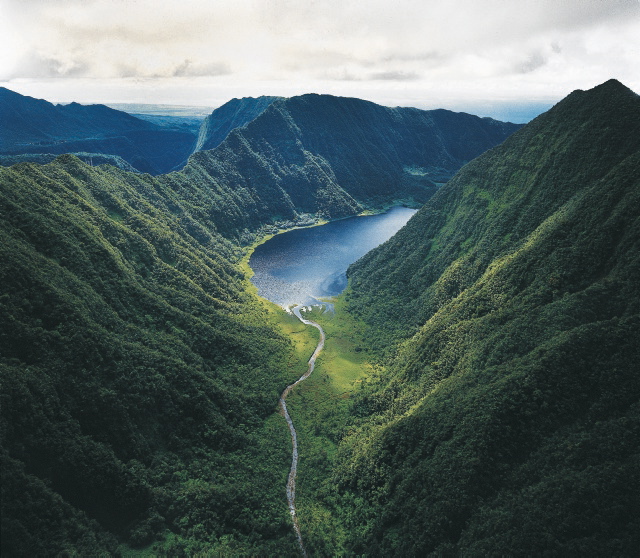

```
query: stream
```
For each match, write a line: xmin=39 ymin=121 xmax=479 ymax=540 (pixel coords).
xmin=279 ymin=305 xmax=325 ymax=557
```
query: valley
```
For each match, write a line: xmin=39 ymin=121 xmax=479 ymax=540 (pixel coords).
xmin=1 ymin=79 xmax=639 ymax=557
xmin=280 ymin=306 xmax=326 ymax=558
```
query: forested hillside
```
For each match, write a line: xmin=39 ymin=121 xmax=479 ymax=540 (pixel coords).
xmin=0 ymin=87 xmax=520 ymax=553
xmin=337 ymin=79 xmax=640 ymax=555
xmin=0 ymin=155 xmax=310 ymax=555
xmin=2 ymin=82 xmax=590 ymax=556
xmin=178 ymin=94 xmax=521 ymax=234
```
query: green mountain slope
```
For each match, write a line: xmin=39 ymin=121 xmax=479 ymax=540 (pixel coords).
xmin=0 ymin=88 xmax=529 ymax=555
xmin=336 ymin=79 xmax=640 ymax=555
xmin=179 ymin=94 xmax=521 ymax=233
xmin=0 ymin=156 xmax=302 ymax=555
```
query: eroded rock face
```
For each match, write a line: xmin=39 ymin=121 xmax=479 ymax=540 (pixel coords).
xmin=193 ymin=95 xmax=281 ymax=152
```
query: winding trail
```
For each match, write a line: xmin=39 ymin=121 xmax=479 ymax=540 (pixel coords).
xmin=279 ymin=305 xmax=326 ymax=557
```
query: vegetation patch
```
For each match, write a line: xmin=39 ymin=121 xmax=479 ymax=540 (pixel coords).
xmin=275 ymin=299 xmax=376 ymax=555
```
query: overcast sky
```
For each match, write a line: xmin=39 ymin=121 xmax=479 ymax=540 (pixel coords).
xmin=1 ymin=0 xmax=639 ymax=121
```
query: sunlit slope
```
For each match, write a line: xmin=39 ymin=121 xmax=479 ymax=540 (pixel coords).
xmin=339 ymin=79 xmax=640 ymax=555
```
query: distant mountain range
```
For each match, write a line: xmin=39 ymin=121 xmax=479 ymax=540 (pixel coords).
xmin=1 ymin=88 xmax=521 ymax=182
xmin=0 ymin=87 xmax=196 ymax=174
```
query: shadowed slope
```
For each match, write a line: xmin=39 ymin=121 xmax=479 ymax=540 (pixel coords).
xmin=0 ymin=88 xmax=196 ymax=174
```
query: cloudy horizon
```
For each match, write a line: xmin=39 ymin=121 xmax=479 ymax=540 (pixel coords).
xmin=1 ymin=0 xmax=639 ymax=122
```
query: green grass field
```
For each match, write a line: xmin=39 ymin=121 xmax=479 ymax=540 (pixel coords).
xmin=277 ymin=298 xmax=377 ymax=555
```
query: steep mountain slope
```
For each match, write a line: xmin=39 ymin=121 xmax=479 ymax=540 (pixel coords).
xmin=177 ymin=94 xmax=521 ymax=233
xmin=0 ymin=156 xmax=302 ymax=555
xmin=0 ymin=88 xmax=196 ymax=174
xmin=193 ymin=96 xmax=280 ymax=152
xmin=336 ymin=79 xmax=640 ymax=555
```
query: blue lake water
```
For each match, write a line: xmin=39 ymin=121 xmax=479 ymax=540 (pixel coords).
xmin=249 ymin=206 xmax=417 ymax=306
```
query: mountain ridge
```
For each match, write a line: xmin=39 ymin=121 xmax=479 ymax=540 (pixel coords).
xmin=0 ymin=87 xmax=197 ymax=174
xmin=0 ymin=87 xmax=155 ymax=144
xmin=176 ymin=93 xmax=523 ymax=236
xmin=346 ymin=78 xmax=640 ymax=340
xmin=193 ymin=95 xmax=281 ymax=153
xmin=1 ymin=86 xmax=522 ymax=185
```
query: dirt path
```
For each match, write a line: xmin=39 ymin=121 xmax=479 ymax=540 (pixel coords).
xmin=279 ymin=305 xmax=325 ymax=557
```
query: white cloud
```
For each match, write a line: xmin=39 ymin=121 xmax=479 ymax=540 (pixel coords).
xmin=1 ymin=0 xmax=638 ymax=116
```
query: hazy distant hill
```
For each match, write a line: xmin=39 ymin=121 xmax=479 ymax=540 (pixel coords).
xmin=0 ymin=88 xmax=196 ymax=174
xmin=0 ymin=87 xmax=155 ymax=144
xmin=193 ymin=96 xmax=280 ymax=152
xmin=337 ymin=79 xmax=640 ymax=555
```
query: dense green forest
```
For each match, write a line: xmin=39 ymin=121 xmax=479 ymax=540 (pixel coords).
xmin=335 ymin=78 xmax=640 ymax=555
xmin=2 ymin=80 xmax=637 ymax=556
xmin=0 ymin=154 xmax=309 ymax=555
xmin=0 ymin=91 xmax=518 ymax=554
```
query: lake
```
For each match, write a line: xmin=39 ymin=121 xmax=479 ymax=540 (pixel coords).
xmin=249 ymin=206 xmax=417 ymax=306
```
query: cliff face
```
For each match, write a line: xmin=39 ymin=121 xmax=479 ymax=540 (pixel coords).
xmin=193 ymin=96 xmax=280 ymax=152
xmin=337 ymin=79 xmax=640 ymax=556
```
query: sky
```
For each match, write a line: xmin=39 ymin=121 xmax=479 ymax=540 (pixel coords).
xmin=1 ymin=0 xmax=639 ymax=122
